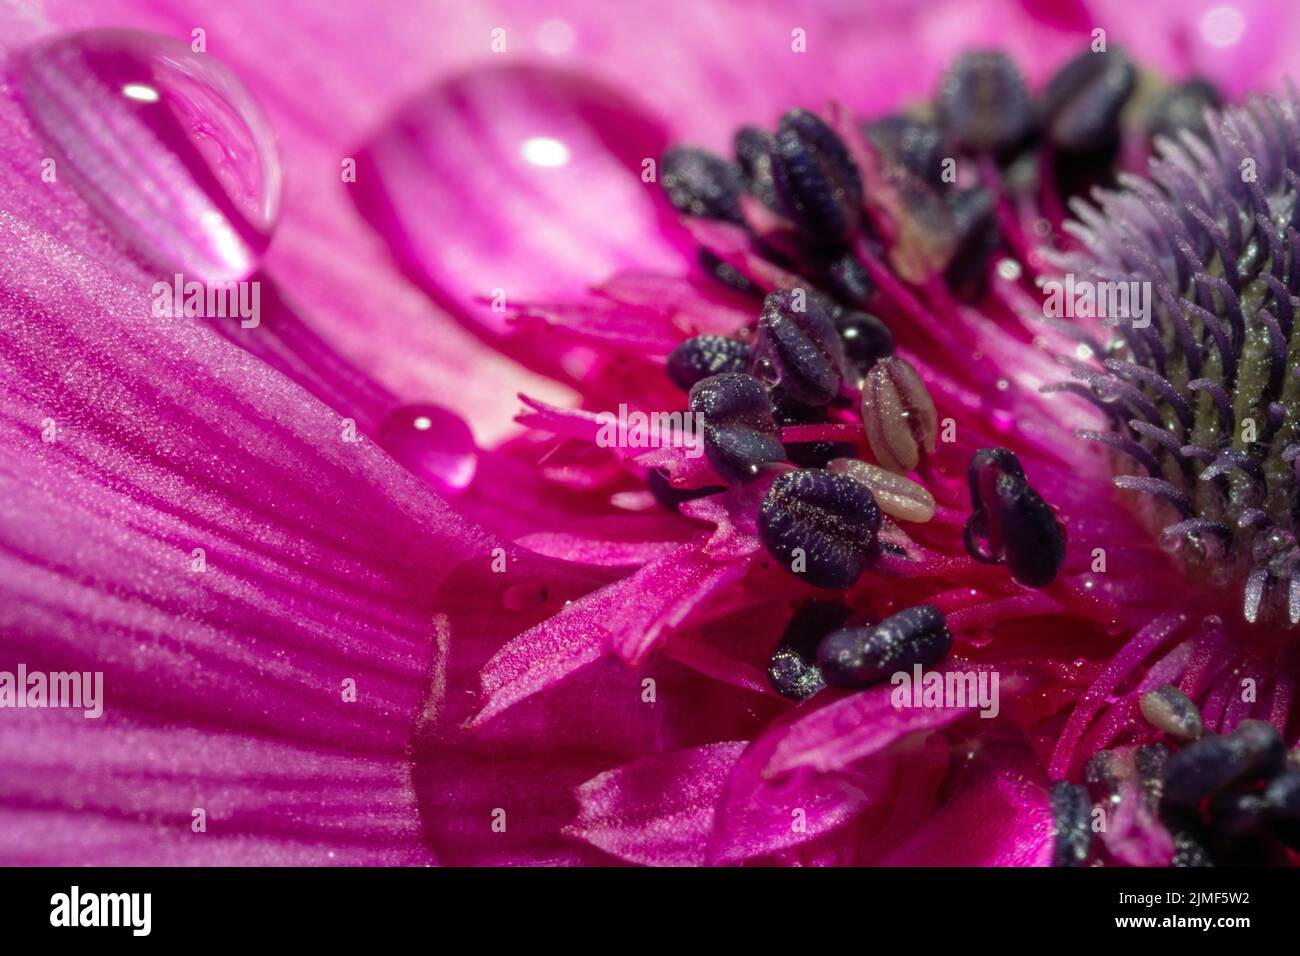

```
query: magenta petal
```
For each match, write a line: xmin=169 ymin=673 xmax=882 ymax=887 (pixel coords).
xmin=565 ymin=742 xmax=747 ymax=866
xmin=354 ymin=64 xmax=686 ymax=340
xmin=0 ymin=226 xmax=531 ymax=861
xmin=877 ymin=736 xmax=1054 ymax=866
xmin=19 ymin=3 xmax=572 ymax=445
xmin=418 ymin=561 xmax=776 ymax=865
xmin=1098 ymin=748 xmax=1175 ymax=866
xmin=764 ymin=677 xmax=984 ymax=778
xmin=1086 ymin=0 xmax=1300 ymax=96
xmin=706 ymin=675 xmax=1005 ymax=864
xmin=469 ymin=539 xmax=749 ymax=725
xmin=0 ymin=255 xmax=477 ymax=750
xmin=514 ymin=531 xmax=683 ymax=566
xmin=604 ymin=544 xmax=751 ymax=665
xmin=707 ymin=742 xmax=899 ymax=865
xmin=0 ymin=709 xmax=430 ymax=865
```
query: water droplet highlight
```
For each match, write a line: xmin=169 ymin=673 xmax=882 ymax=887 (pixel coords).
xmin=376 ymin=404 xmax=478 ymax=496
xmin=18 ymin=29 xmax=281 ymax=281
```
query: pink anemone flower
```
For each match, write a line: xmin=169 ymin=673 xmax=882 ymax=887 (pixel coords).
xmin=4 ymin=0 xmax=1300 ymax=868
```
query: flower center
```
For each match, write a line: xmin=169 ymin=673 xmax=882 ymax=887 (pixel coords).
xmin=1061 ymin=95 xmax=1300 ymax=627
xmin=644 ymin=45 xmax=1270 ymax=702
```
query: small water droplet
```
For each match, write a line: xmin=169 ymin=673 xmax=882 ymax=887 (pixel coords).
xmin=18 ymin=30 xmax=281 ymax=280
xmin=376 ymin=404 xmax=478 ymax=496
xmin=752 ymin=356 xmax=781 ymax=387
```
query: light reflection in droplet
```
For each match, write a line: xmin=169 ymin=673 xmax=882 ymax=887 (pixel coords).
xmin=521 ymin=135 xmax=570 ymax=168
xmin=120 ymin=82 xmax=158 ymax=102
xmin=1201 ymin=5 xmax=1245 ymax=47
xmin=536 ymin=18 xmax=575 ymax=56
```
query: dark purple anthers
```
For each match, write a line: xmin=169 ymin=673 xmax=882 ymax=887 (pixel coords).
xmin=666 ymin=334 xmax=750 ymax=390
xmin=733 ymin=125 xmax=778 ymax=209
xmin=1161 ymin=720 xmax=1285 ymax=809
xmin=1060 ymin=92 xmax=1300 ymax=626
xmin=1161 ymin=735 xmax=1245 ymax=809
xmin=758 ymin=468 xmax=882 ymax=589
xmin=937 ymin=50 xmax=1033 ymax=155
xmin=823 ymin=252 xmax=876 ymax=309
xmin=689 ymin=372 xmax=786 ymax=483
xmin=1084 ymin=749 xmax=1121 ymax=803
xmin=865 ymin=114 xmax=949 ymax=188
xmin=698 ymin=248 xmax=760 ymax=297
xmin=817 ymin=603 xmax=951 ymax=688
xmin=1136 ymin=742 xmax=1170 ymax=811
xmin=1152 ymin=721 xmax=1300 ymax=863
xmin=751 ymin=289 xmax=845 ymax=405
xmin=1146 ymin=78 xmax=1221 ymax=146
xmin=1050 ymin=781 xmax=1095 ymax=867
xmin=943 ymin=185 xmax=1001 ymax=300
xmin=660 ymin=146 xmax=746 ymax=223
xmin=1038 ymin=47 xmax=1136 ymax=153
xmin=1170 ymin=827 xmax=1216 ymax=868
xmin=1264 ymin=770 xmax=1300 ymax=850
xmin=769 ymin=108 xmax=864 ymax=246
xmin=766 ymin=601 xmax=853 ymax=701
xmin=861 ymin=356 xmax=938 ymax=473
xmin=1206 ymin=786 xmax=1271 ymax=840
xmin=964 ymin=447 xmax=1066 ymax=588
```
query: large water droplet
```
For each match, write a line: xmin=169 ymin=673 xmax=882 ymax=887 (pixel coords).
xmin=18 ymin=29 xmax=281 ymax=281
xmin=352 ymin=65 xmax=675 ymax=339
xmin=375 ymin=404 xmax=478 ymax=496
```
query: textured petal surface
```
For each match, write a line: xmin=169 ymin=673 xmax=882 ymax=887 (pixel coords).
xmin=877 ymin=736 xmax=1054 ymax=866
xmin=565 ymin=741 xmax=747 ymax=866
xmin=0 ymin=709 xmax=430 ymax=865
